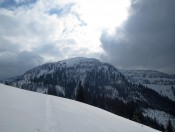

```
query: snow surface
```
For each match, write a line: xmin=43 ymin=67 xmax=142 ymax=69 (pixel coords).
xmin=0 ymin=83 xmax=159 ymax=132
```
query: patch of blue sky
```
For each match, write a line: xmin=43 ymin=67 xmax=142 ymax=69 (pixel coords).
xmin=48 ymin=8 xmax=64 ymax=16
xmin=0 ymin=0 xmax=37 ymax=9
xmin=47 ymin=3 xmax=86 ymax=26
xmin=48 ymin=3 xmax=74 ymax=16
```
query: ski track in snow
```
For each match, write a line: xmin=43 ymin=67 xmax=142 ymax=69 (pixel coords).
xmin=0 ymin=83 xmax=160 ymax=132
xmin=45 ymin=96 xmax=64 ymax=132
xmin=45 ymin=96 xmax=52 ymax=132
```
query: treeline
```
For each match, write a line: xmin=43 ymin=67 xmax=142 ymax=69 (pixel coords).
xmin=38 ymin=79 xmax=173 ymax=131
xmin=74 ymin=82 xmax=165 ymax=131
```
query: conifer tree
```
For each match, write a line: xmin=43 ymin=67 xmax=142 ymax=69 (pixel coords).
xmin=75 ymin=81 xmax=85 ymax=103
xmin=48 ymin=87 xmax=57 ymax=96
xmin=166 ymin=120 xmax=173 ymax=132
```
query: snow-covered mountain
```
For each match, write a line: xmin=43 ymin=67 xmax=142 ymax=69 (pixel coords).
xmin=120 ymin=69 xmax=175 ymax=127
xmin=120 ymin=70 xmax=175 ymax=101
xmin=4 ymin=57 xmax=175 ymax=131
xmin=5 ymin=57 xmax=128 ymax=100
xmin=0 ymin=83 xmax=159 ymax=132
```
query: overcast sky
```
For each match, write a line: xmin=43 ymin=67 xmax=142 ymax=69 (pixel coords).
xmin=0 ymin=0 xmax=175 ymax=80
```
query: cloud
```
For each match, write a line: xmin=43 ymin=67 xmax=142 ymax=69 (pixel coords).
xmin=0 ymin=0 xmax=106 ymax=79
xmin=2 ymin=0 xmax=174 ymax=79
xmin=0 ymin=0 xmax=4 ymax=4
xmin=100 ymin=0 xmax=175 ymax=74
xmin=0 ymin=51 xmax=44 ymax=79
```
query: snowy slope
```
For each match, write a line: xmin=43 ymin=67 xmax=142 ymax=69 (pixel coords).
xmin=143 ymin=84 xmax=175 ymax=101
xmin=120 ymin=69 xmax=175 ymax=101
xmin=0 ymin=83 xmax=159 ymax=132
xmin=120 ymin=70 xmax=175 ymax=85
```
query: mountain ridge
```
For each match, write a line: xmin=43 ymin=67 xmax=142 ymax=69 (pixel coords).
xmin=4 ymin=57 xmax=175 ymax=131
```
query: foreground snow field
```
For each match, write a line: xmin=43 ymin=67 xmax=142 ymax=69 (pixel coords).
xmin=0 ymin=84 xmax=159 ymax=132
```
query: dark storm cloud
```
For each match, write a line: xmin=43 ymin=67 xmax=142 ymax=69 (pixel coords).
xmin=0 ymin=38 xmax=20 ymax=52
xmin=101 ymin=0 xmax=175 ymax=74
xmin=0 ymin=51 xmax=44 ymax=80
xmin=0 ymin=0 xmax=87 ymax=80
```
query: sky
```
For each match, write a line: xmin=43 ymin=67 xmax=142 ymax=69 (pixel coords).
xmin=0 ymin=0 xmax=175 ymax=80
